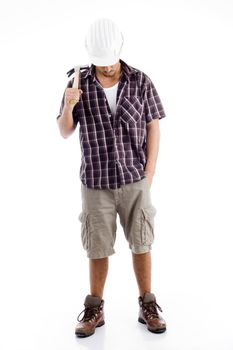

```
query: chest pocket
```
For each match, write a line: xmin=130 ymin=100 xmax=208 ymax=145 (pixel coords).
xmin=120 ymin=96 xmax=143 ymax=125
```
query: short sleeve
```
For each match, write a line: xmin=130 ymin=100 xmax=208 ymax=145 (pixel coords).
xmin=142 ymin=76 xmax=166 ymax=123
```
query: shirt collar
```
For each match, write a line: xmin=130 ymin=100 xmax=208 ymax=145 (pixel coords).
xmin=82 ymin=59 xmax=138 ymax=82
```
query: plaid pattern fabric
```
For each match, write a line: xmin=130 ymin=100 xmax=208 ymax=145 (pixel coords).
xmin=58 ymin=59 xmax=166 ymax=189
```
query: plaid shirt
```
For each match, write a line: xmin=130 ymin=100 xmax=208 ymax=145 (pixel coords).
xmin=58 ymin=59 xmax=166 ymax=189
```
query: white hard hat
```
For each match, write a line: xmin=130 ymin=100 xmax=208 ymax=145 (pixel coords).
xmin=85 ymin=18 xmax=124 ymax=66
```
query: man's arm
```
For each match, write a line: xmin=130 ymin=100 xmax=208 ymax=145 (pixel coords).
xmin=57 ymin=87 xmax=83 ymax=138
xmin=57 ymin=105 xmax=77 ymax=139
xmin=145 ymin=119 xmax=160 ymax=186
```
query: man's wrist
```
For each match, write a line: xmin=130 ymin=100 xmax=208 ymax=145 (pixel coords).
xmin=145 ymin=160 xmax=155 ymax=174
xmin=63 ymin=104 xmax=74 ymax=112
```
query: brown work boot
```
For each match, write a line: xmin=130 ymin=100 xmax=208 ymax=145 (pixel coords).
xmin=138 ymin=292 xmax=166 ymax=333
xmin=75 ymin=295 xmax=105 ymax=338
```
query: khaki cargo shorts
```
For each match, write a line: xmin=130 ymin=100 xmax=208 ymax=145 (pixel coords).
xmin=78 ymin=177 xmax=157 ymax=259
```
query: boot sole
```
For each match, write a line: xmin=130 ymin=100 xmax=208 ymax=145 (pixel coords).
xmin=138 ymin=317 xmax=166 ymax=334
xmin=75 ymin=320 xmax=105 ymax=338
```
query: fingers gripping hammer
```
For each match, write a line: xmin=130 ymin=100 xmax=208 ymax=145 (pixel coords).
xmin=66 ymin=64 xmax=89 ymax=105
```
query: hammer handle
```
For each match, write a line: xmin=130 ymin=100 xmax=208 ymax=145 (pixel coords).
xmin=72 ymin=69 xmax=80 ymax=89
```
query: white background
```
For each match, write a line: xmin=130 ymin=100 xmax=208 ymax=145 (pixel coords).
xmin=1 ymin=0 xmax=233 ymax=349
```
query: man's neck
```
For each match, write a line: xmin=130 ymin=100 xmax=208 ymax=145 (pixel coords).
xmin=95 ymin=64 xmax=122 ymax=88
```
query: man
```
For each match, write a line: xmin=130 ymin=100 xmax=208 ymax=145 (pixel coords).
xmin=57 ymin=18 xmax=167 ymax=337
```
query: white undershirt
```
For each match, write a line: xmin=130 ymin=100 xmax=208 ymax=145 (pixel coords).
xmin=103 ymin=82 xmax=119 ymax=116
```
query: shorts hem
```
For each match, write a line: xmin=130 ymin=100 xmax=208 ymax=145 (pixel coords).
xmin=130 ymin=245 xmax=152 ymax=254
xmin=87 ymin=249 xmax=115 ymax=259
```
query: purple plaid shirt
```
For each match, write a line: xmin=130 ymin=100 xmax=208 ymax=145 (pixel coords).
xmin=58 ymin=59 xmax=166 ymax=189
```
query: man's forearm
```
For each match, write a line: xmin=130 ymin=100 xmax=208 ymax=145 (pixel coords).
xmin=57 ymin=106 xmax=76 ymax=138
xmin=145 ymin=119 xmax=160 ymax=175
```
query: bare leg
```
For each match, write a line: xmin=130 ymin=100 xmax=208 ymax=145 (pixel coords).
xmin=89 ymin=257 xmax=109 ymax=298
xmin=132 ymin=252 xmax=151 ymax=297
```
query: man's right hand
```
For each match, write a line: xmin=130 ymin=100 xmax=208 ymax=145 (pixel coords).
xmin=58 ymin=88 xmax=83 ymax=138
xmin=64 ymin=88 xmax=83 ymax=108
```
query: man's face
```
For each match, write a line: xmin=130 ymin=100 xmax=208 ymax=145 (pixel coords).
xmin=95 ymin=61 xmax=121 ymax=78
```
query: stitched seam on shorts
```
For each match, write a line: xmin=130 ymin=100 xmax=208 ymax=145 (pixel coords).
xmin=79 ymin=212 xmax=89 ymax=250
xmin=141 ymin=208 xmax=155 ymax=246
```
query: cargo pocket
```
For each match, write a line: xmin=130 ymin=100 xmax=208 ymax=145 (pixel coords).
xmin=78 ymin=212 xmax=89 ymax=250
xmin=140 ymin=206 xmax=157 ymax=245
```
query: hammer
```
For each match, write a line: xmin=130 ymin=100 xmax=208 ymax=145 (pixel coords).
xmin=67 ymin=64 xmax=89 ymax=88
xmin=66 ymin=65 xmax=89 ymax=104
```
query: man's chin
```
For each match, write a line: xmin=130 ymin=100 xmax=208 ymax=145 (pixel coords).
xmin=104 ymin=73 xmax=114 ymax=76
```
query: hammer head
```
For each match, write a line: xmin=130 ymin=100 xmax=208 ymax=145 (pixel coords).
xmin=74 ymin=64 xmax=89 ymax=72
xmin=67 ymin=64 xmax=89 ymax=78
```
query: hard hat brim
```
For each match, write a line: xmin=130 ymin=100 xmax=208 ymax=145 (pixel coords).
xmin=88 ymin=54 xmax=121 ymax=67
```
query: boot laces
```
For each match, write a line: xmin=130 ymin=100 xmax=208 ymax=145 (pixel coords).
xmin=77 ymin=304 xmax=101 ymax=323
xmin=143 ymin=301 xmax=163 ymax=319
